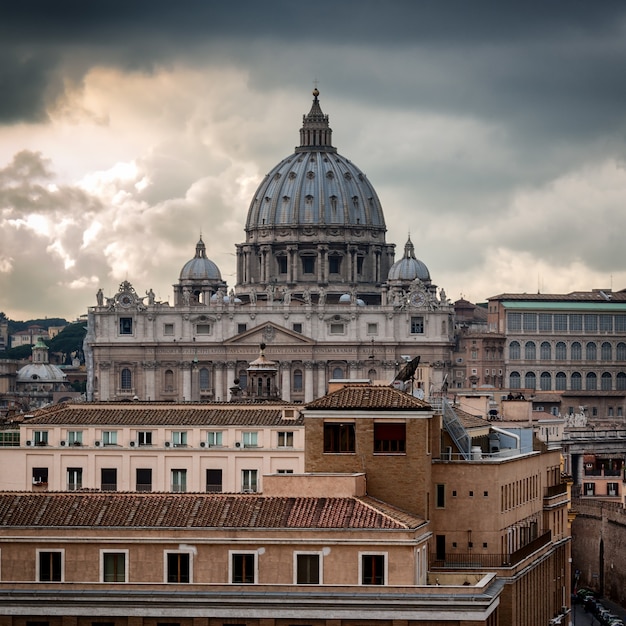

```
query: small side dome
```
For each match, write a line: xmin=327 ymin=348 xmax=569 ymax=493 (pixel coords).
xmin=339 ymin=293 xmax=352 ymax=304
xmin=179 ymin=237 xmax=222 ymax=282
xmin=387 ymin=236 xmax=431 ymax=282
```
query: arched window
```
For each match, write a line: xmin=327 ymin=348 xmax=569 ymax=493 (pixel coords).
xmin=555 ymin=342 xmax=567 ymax=360
xmin=540 ymin=342 xmax=551 ymax=360
xmin=332 ymin=366 xmax=344 ymax=379
xmin=555 ymin=372 xmax=567 ymax=391
xmin=524 ymin=372 xmax=536 ymax=390
xmin=293 ymin=369 xmax=303 ymax=392
xmin=509 ymin=372 xmax=521 ymax=389
xmin=571 ymin=372 xmax=582 ymax=390
xmin=617 ymin=343 xmax=626 ymax=361
xmin=164 ymin=369 xmax=174 ymax=392
xmin=524 ymin=342 xmax=536 ymax=360
xmin=509 ymin=341 xmax=520 ymax=360
xmin=121 ymin=368 xmax=132 ymax=390
xmin=617 ymin=372 xmax=626 ymax=390
xmin=571 ymin=342 xmax=582 ymax=360
xmin=586 ymin=342 xmax=597 ymax=361
xmin=238 ymin=369 xmax=247 ymax=391
xmin=601 ymin=372 xmax=612 ymax=391
xmin=586 ymin=372 xmax=597 ymax=391
xmin=601 ymin=342 xmax=612 ymax=361
xmin=540 ymin=372 xmax=551 ymax=391
xmin=368 ymin=368 xmax=377 ymax=380
xmin=199 ymin=368 xmax=210 ymax=391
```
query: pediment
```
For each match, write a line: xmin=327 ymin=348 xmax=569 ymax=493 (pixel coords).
xmin=223 ymin=322 xmax=315 ymax=346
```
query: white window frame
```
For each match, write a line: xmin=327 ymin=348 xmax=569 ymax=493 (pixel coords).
xmin=242 ymin=469 xmax=258 ymax=493
xmin=242 ymin=431 xmax=258 ymax=448
xmin=171 ymin=431 xmax=187 ymax=447
xmin=207 ymin=431 xmax=223 ymax=447
xmin=100 ymin=549 xmax=129 ymax=583
xmin=358 ymin=551 xmax=387 ymax=585
xmin=67 ymin=430 xmax=83 ymax=445
xmin=102 ymin=430 xmax=118 ymax=446
xmin=171 ymin=468 xmax=187 ymax=493
xmin=67 ymin=467 xmax=83 ymax=491
xmin=228 ymin=550 xmax=258 ymax=584
xmin=277 ymin=431 xmax=294 ymax=448
xmin=33 ymin=430 xmax=48 ymax=446
xmin=137 ymin=431 xmax=153 ymax=446
xmin=293 ymin=551 xmax=323 ymax=585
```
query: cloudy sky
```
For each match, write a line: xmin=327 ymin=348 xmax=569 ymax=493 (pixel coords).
xmin=2 ymin=1 xmax=626 ymax=321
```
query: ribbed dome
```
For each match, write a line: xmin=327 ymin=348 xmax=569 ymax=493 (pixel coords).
xmin=245 ymin=89 xmax=385 ymax=232
xmin=179 ymin=237 xmax=222 ymax=282
xmin=17 ymin=339 xmax=66 ymax=382
xmin=387 ymin=236 xmax=431 ymax=282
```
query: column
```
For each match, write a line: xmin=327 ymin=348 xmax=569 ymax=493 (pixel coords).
xmin=214 ymin=362 xmax=225 ymax=402
xmin=304 ymin=361 xmax=315 ymax=403
xmin=99 ymin=362 xmax=111 ymax=401
xmin=317 ymin=362 xmax=326 ymax=398
xmin=181 ymin=362 xmax=191 ymax=401
xmin=143 ymin=362 xmax=156 ymax=401
xmin=226 ymin=361 xmax=236 ymax=398
xmin=281 ymin=362 xmax=291 ymax=400
xmin=317 ymin=244 xmax=328 ymax=283
xmin=287 ymin=245 xmax=297 ymax=283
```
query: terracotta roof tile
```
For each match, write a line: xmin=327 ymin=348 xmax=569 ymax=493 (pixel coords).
xmin=305 ymin=385 xmax=430 ymax=411
xmin=0 ymin=493 xmax=424 ymax=530
xmin=22 ymin=403 xmax=303 ymax=426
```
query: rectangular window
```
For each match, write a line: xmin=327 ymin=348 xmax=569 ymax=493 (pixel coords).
xmin=410 ymin=316 xmax=424 ymax=334
xmin=292 ymin=323 xmax=303 ymax=333
xmin=137 ymin=431 xmax=153 ymax=446
xmin=553 ymin=314 xmax=568 ymax=331
xmin=361 ymin=553 xmax=385 ymax=585
xmin=231 ymin=552 xmax=256 ymax=584
xmin=101 ymin=468 xmax=117 ymax=491
xmin=196 ymin=323 xmax=211 ymax=335
xmin=277 ymin=256 xmax=288 ymax=274
xmin=277 ymin=431 xmax=294 ymax=447
xmin=163 ymin=323 xmax=175 ymax=336
xmin=570 ymin=314 xmax=583 ymax=331
xmin=367 ymin=323 xmax=378 ymax=335
xmin=206 ymin=469 xmax=223 ymax=493
xmin=436 ymin=484 xmax=445 ymax=508
xmin=33 ymin=467 xmax=48 ymax=485
xmin=67 ymin=430 xmax=83 ymax=445
xmin=207 ymin=431 xmax=223 ymax=447
xmin=171 ymin=469 xmax=187 ymax=493
xmin=242 ymin=469 xmax=258 ymax=493
xmin=600 ymin=314 xmax=613 ymax=332
xmin=102 ymin=551 xmax=126 ymax=582
xmin=38 ymin=550 xmax=63 ymax=582
xmin=102 ymin=430 xmax=117 ymax=446
xmin=507 ymin=312 xmax=522 ymax=331
xmin=302 ymin=256 xmax=315 ymax=274
xmin=171 ymin=431 xmax=187 ymax=447
xmin=295 ymin=553 xmax=321 ymax=584
xmin=34 ymin=430 xmax=48 ymax=446
xmin=136 ymin=468 xmax=152 ymax=492
xmin=323 ymin=423 xmax=356 ymax=453
xmin=584 ymin=314 xmax=598 ymax=332
xmin=119 ymin=317 xmax=133 ymax=335
xmin=616 ymin=315 xmax=626 ymax=332
xmin=584 ymin=483 xmax=595 ymax=496
xmin=330 ymin=323 xmax=345 ymax=335
xmin=607 ymin=482 xmax=619 ymax=496
xmin=242 ymin=431 xmax=258 ymax=447
xmin=0 ymin=432 xmax=19 ymax=446
xmin=166 ymin=552 xmax=191 ymax=583
xmin=277 ymin=469 xmax=294 ymax=474
xmin=373 ymin=423 xmax=406 ymax=453
xmin=67 ymin=467 xmax=82 ymax=491
xmin=237 ymin=323 xmax=247 ymax=334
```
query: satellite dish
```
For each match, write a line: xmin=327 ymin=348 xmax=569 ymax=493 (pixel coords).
xmin=394 ymin=356 xmax=420 ymax=382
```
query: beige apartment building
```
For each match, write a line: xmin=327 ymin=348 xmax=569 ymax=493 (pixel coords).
xmin=0 ymin=401 xmax=304 ymax=493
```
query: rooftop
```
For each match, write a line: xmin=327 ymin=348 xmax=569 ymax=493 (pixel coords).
xmin=305 ymin=385 xmax=431 ymax=411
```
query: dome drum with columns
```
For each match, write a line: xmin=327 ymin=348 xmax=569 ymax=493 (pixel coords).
xmin=85 ymin=90 xmax=454 ymax=404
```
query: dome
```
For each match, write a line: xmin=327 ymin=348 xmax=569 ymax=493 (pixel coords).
xmin=245 ymin=89 xmax=386 ymax=232
xmin=17 ymin=339 xmax=66 ymax=382
xmin=387 ymin=236 xmax=431 ymax=282
xmin=179 ymin=237 xmax=222 ymax=282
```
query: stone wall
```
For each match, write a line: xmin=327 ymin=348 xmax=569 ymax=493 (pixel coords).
xmin=571 ymin=497 xmax=626 ymax=607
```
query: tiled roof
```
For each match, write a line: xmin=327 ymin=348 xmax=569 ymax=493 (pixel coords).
xmin=452 ymin=407 xmax=490 ymax=430
xmin=305 ymin=385 xmax=431 ymax=411
xmin=0 ymin=493 xmax=424 ymax=530
xmin=22 ymin=403 xmax=303 ymax=426
xmin=488 ymin=290 xmax=626 ymax=302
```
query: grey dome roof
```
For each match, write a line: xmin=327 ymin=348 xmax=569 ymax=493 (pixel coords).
xmin=17 ymin=339 xmax=66 ymax=382
xmin=245 ymin=90 xmax=386 ymax=232
xmin=387 ymin=236 xmax=431 ymax=282
xmin=179 ymin=238 xmax=222 ymax=282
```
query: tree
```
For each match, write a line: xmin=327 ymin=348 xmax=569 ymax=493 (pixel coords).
xmin=48 ymin=323 xmax=88 ymax=364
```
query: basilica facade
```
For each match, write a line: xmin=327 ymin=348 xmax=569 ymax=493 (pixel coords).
xmin=85 ymin=90 xmax=454 ymax=403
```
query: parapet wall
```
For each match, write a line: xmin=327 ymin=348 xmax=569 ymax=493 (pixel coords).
xmin=571 ymin=498 xmax=626 ymax=607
